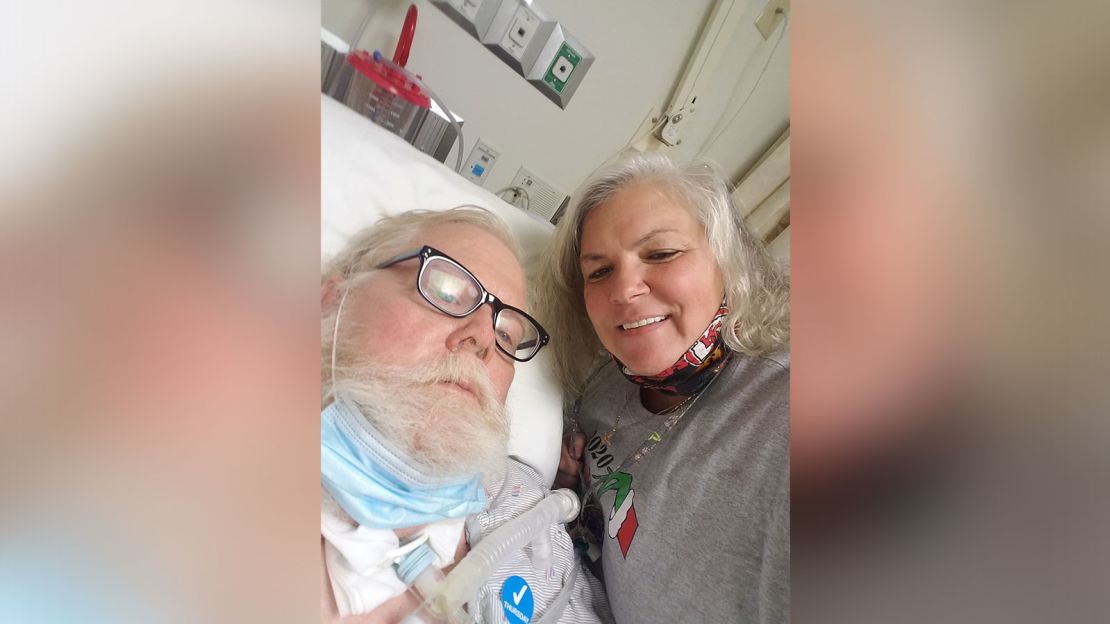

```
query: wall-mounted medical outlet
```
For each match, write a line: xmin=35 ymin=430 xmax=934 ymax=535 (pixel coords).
xmin=463 ymin=139 xmax=500 ymax=186
xmin=430 ymin=0 xmax=594 ymax=108
xmin=508 ymin=166 xmax=568 ymax=222
xmin=428 ymin=0 xmax=500 ymax=39
xmin=526 ymin=24 xmax=594 ymax=109
xmin=482 ymin=1 xmax=556 ymax=75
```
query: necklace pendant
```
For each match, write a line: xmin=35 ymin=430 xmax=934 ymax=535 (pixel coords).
xmin=600 ymin=430 xmax=614 ymax=446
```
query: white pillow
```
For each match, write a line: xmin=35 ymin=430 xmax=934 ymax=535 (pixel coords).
xmin=321 ymin=94 xmax=563 ymax=487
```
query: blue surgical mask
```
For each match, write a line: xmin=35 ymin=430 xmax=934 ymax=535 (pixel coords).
xmin=321 ymin=397 xmax=487 ymax=529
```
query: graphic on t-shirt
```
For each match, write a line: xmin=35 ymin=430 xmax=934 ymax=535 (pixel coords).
xmin=586 ymin=434 xmax=639 ymax=558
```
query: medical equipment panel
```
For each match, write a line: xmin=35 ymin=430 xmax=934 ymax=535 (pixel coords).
xmin=481 ymin=1 xmax=557 ymax=77
xmin=507 ymin=167 xmax=569 ymax=222
xmin=525 ymin=25 xmax=594 ymax=109
xmin=462 ymin=139 xmax=500 ymax=186
xmin=430 ymin=0 xmax=594 ymax=109
xmin=427 ymin=0 xmax=501 ymax=39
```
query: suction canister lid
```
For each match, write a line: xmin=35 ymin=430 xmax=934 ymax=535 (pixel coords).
xmin=347 ymin=50 xmax=431 ymax=110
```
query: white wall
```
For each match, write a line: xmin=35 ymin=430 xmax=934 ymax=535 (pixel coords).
xmin=323 ymin=0 xmax=789 ymax=196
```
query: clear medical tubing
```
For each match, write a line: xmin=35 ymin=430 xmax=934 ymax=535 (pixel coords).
xmin=401 ymin=560 xmax=577 ymax=624
xmin=402 ymin=554 xmax=449 ymax=624
xmin=397 ymin=542 xmax=437 ymax=586
xmin=412 ymin=488 xmax=581 ymax=622
xmin=529 ymin=529 xmax=553 ymax=572
xmin=372 ymin=50 xmax=466 ymax=174
xmin=400 ymin=598 xmax=465 ymax=624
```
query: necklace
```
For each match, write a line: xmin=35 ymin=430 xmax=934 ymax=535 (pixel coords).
xmin=599 ymin=391 xmax=696 ymax=446
xmin=572 ymin=346 xmax=728 ymax=472
xmin=590 ymin=352 xmax=731 ymax=470
xmin=612 ymin=383 xmax=710 ymax=468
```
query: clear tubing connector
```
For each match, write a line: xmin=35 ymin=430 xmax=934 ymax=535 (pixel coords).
xmin=405 ymin=489 xmax=581 ymax=623
xmin=529 ymin=529 xmax=554 ymax=573
xmin=401 ymin=566 xmax=457 ymax=624
xmin=398 ymin=541 xmax=466 ymax=624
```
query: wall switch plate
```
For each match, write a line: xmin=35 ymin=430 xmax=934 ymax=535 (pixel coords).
xmin=508 ymin=167 xmax=567 ymax=221
xmin=463 ymin=139 xmax=499 ymax=186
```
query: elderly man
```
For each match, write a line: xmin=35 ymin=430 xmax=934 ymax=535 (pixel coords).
xmin=320 ymin=207 xmax=609 ymax=624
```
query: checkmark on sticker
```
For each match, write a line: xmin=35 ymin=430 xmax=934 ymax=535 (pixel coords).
xmin=512 ymin=585 xmax=528 ymax=605
xmin=501 ymin=575 xmax=534 ymax=623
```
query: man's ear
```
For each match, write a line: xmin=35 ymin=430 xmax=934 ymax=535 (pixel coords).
xmin=321 ymin=274 xmax=343 ymax=315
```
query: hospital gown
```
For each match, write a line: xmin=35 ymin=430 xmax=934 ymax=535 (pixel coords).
xmin=468 ymin=458 xmax=613 ymax=624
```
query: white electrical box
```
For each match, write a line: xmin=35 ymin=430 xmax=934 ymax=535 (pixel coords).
xmin=429 ymin=0 xmax=499 ymax=38
xmin=481 ymin=0 xmax=556 ymax=75
xmin=463 ymin=139 xmax=499 ymax=186
xmin=508 ymin=167 xmax=568 ymax=222
xmin=502 ymin=5 xmax=541 ymax=60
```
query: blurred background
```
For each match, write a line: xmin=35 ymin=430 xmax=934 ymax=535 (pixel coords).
xmin=2 ymin=0 xmax=1109 ymax=622
xmin=792 ymin=0 xmax=1110 ymax=622
xmin=2 ymin=1 xmax=321 ymax=623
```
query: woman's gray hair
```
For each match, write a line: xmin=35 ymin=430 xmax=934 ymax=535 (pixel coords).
xmin=535 ymin=152 xmax=790 ymax=396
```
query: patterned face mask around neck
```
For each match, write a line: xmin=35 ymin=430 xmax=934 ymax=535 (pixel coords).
xmin=615 ymin=302 xmax=733 ymax=396
xmin=320 ymin=396 xmax=487 ymax=530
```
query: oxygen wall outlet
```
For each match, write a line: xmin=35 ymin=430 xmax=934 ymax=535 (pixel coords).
xmin=525 ymin=24 xmax=594 ymax=109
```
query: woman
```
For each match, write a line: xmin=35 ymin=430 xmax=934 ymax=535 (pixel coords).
xmin=536 ymin=153 xmax=789 ymax=624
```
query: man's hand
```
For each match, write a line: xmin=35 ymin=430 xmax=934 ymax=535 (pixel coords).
xmin=554 ymin=432 xmax=586 ymax=489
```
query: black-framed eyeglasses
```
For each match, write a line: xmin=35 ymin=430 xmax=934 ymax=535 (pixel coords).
xmin=377 ymin=245 xmax=550 ymax=362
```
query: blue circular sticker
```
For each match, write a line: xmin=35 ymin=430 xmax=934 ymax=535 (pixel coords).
xmin=500 ymin=575 xmax=534 ymax=624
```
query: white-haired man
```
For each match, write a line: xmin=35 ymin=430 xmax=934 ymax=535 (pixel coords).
xmin=320 ymin=207 xmax=609 ymax=624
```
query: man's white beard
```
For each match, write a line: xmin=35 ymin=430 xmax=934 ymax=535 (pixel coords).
xmin=330 ymin=353 xmax=510 ymax=484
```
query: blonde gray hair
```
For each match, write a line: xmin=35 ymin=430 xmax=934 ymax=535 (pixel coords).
xmin=323 ymin=206 xmax=522 ymax=288
xmin=535 ymin=153 xmax=790 ymax=396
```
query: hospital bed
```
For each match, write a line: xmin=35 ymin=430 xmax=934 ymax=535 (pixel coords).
xmin=321 ymin=93 xmax=564 ymax=488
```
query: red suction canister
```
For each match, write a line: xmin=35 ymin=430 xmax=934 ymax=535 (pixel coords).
xmin=344 ymin=5 xmax=430 ymax=139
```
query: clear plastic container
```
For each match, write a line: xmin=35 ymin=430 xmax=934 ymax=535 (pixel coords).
xmin=343 ymin=4 xmax=430 ymax=140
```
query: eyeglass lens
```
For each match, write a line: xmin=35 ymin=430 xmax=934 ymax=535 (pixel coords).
xmin=418 ymin=257 xmax=542 ymax=359
xmin=419 ymin=258 xmax=480 ymax=315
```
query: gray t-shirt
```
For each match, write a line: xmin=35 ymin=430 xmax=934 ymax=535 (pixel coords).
xmin=574 ymin=352 xmax=789 ymax=624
